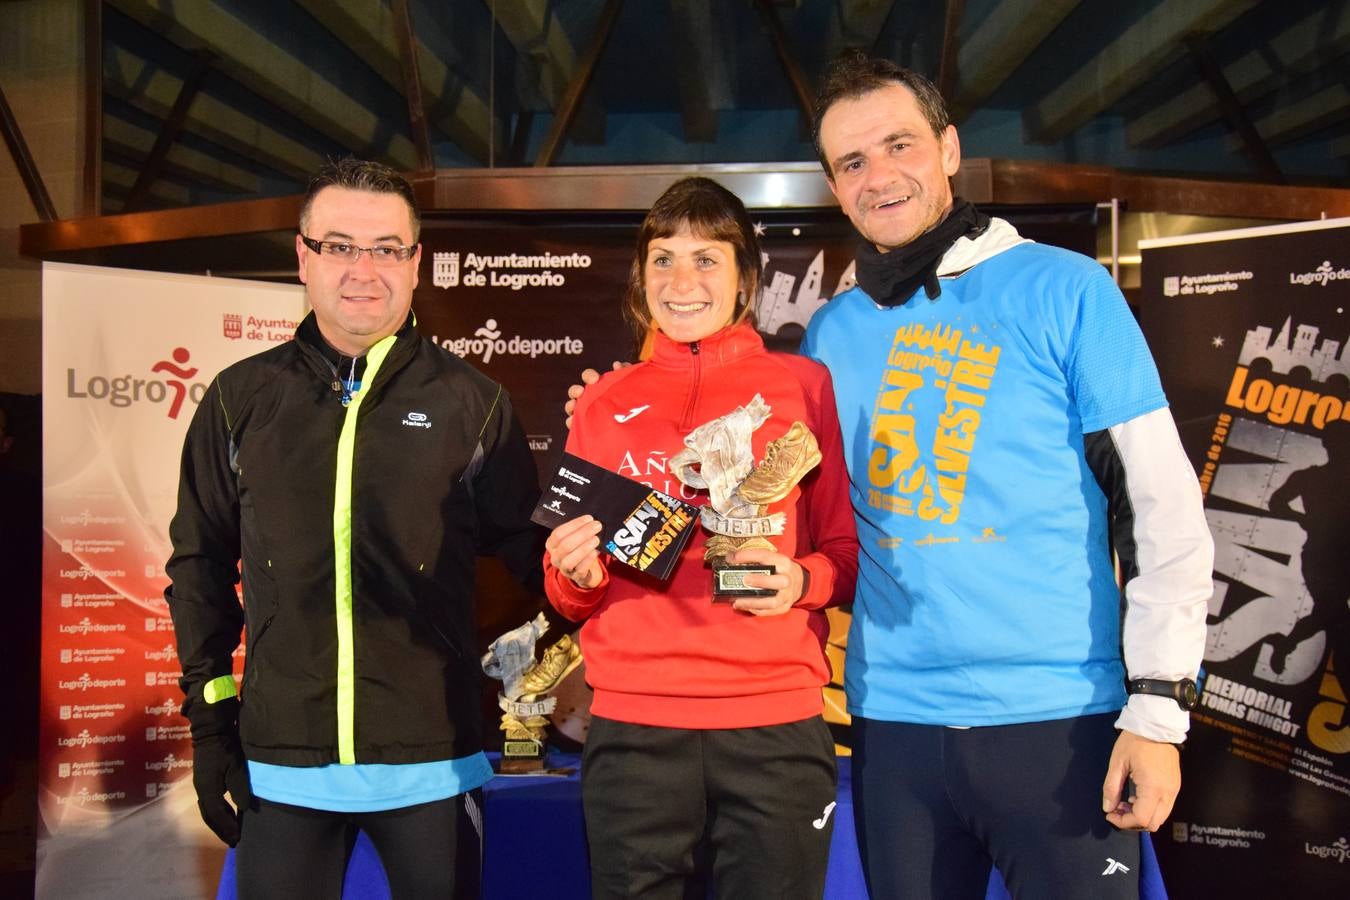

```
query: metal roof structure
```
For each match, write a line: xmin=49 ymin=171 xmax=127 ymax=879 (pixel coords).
xmin=8 ymin=0 xmax=1342 ymax=216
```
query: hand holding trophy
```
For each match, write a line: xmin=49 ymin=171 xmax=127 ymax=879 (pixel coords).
xmin=669 ymin=394 xmax=821 ymax=602
xmin=481 ymin=612 xmax=582 ymax=772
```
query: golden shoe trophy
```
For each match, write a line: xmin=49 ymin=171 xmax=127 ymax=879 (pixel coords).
xmin=669 ymin=394 xmax=821 ymax=598
xmin=481 ymin=613 xmax=582 ymax=772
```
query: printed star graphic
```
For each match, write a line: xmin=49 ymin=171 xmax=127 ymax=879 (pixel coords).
xmin=1212 ymin=336 xmax=1225 ymax=348
xmin=753 ymin=222 xmax=766 ymax=237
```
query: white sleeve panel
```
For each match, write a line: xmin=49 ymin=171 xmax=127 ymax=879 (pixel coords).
xmin=1109 ymin=407 xmax=1214 ymax=744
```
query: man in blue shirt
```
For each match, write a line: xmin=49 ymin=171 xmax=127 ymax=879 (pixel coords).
xmin=804 ymin=52 xmax=1214 ymax=899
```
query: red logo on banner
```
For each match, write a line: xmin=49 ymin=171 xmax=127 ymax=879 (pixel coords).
xmin=149 ymin=348 xmax=200 ymax=419
xmin=223 ymin=313 xmax=243 ymax=339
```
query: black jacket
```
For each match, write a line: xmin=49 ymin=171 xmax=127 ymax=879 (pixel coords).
xmin=166 ymin=313 xmax=543 ymax=766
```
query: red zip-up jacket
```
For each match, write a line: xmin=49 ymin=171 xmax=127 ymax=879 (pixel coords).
xmin=545 ymin=322 xmax=859 ymax=729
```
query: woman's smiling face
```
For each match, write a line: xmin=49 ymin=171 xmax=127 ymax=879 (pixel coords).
xmin=643 ymin=227 xmax=741 ymax=344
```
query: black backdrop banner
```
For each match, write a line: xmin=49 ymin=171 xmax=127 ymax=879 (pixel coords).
xmin=406 ymin=202 xmax=1098 ymax=749
xmin=1139 ymin=218 xmax=1350 ymax=898
xmin=407 ymin=210 xmax=863 ymax=658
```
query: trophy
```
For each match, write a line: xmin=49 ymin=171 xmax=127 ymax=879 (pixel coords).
xmin=481 ymin=612 xmax=582 ymax=772
xmin=669 ymin=394 xmax=821 ymax=598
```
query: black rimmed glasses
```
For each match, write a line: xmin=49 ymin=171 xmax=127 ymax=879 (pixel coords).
xmin=300 ymin=234 xmax=418 ymax=266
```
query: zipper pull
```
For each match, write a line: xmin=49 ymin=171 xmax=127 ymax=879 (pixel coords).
xmin=690 ymin=341 xmax=700 ymax=355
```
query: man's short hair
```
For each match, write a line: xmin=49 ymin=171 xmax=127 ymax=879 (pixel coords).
xmin=298 ymin=157 xmax=421 ymax=241
xmin=812 ymin=50 xmax=952 ymax=177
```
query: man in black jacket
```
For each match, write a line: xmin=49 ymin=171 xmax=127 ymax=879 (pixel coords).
xmin=166 ymin=158 xmax=543 ymax=898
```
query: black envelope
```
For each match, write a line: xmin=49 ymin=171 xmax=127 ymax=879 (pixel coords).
xmin=531 ymin=452 xmax=701 ymax=581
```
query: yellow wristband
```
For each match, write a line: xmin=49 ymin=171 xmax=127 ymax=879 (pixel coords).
xmin=202 ymin=675 xmax=238 ymax=704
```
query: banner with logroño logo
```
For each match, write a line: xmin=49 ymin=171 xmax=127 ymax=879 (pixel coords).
xmin=1139 ymin=219 xmax=1350 ymax=898
xmin=39 ymin=262 xmax=307 ymax=899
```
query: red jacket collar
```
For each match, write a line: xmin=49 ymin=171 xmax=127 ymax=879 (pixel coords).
xmin=648 ymin=321 xmax=765 ymax=369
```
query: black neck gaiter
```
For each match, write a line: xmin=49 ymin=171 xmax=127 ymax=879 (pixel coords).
xmin=854 ymin=198 xmax=989 ymax=306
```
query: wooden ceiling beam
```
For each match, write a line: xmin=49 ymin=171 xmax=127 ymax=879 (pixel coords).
xmin=936 ymin=0 xmax=966 ymax=104
xmin=0 ymin=82 xmax=58 ymax=221
xmin=104 ymin=43 xmax=322 ymax=181
xmin=109 ymin=0 xmax=418 ymax=167
xmin=1025 ymin=0 xmax=1261 ymax=143
xmin=487 ymin=0 xmax=605 ymax=144
xmin=103 ymin=113 xmax=260 ymax=194
xmin=21 ymin=161 xmax=1350 ymax=261
xmin=1184 ymin=34 xmax=1283 ymax=184
xmin=752 ymin=0 xmax=814 ymax=122
xmin=1229 ymin=83 xmax=1350 ymax=150
xmin=533 ymin=0 xmax=623 ymax=167
xmin=103 ymin=157 xmax=191 ymax=209
xmin=82 ymin=0 xmax=102 ymax=216
xmin=297 ymin=0 xmax=496 ymax=164
xmin=21 ymin=193 xmax=301 ymax=256
xmin=124 ymin=52 xmax=213 ymax=211
xmin=827 ymin=0 xmax=895 ymax=53
xmin=670 ymin=0 xmax=727 ymax=143
xmin=390 ymin=0 xmax=433 ymax=172
xmin=1128 ymin=6 xmax=1350 ymax=149
xmin=951 ymin=0 xmax=1078 ymax=123
xmin=955 ymin=158 xmax=1350 ymax=220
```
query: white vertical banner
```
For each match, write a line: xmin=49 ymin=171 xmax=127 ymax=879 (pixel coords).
xmin=39 ymin=262 xmax=307 ymax=899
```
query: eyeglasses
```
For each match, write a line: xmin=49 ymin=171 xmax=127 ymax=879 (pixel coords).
xmin=300 ymin=235 xmax=418 ymax=266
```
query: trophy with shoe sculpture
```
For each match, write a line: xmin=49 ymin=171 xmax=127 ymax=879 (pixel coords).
xmin=669 ymin=394 xmax=821 ymax=598
xmin=481 ymin=612 xmax=582 ymax=772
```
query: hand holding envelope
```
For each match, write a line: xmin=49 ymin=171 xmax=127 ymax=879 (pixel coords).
xmin=545 ymin=515 xmax=605 ymax=589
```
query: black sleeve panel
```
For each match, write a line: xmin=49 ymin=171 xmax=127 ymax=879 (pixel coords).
xmin=473 ymin=388 xmax=546 ymax=597
xmin=1083 ymin=427 xmax=1139 ymax=584
xmin=164 ymin=378 xmax=246 ymax=729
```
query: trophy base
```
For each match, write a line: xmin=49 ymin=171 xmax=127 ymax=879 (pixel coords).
xmin=712 ymin=564 xmax=775 ymax=599
xmin=500 ymin=739 xmax=546 ymax=773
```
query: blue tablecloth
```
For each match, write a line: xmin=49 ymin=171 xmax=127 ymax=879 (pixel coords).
xmin=217 ymin=754 xmax=1165 ymax=899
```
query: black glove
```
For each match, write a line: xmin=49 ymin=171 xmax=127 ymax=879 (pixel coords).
xmin=185 ymin=695 xmax=254 ymax=846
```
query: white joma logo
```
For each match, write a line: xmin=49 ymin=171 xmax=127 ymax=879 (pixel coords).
xmin=614 ymin=405 xmax=650 ymax=423
xmin=812 ymin=801 xmax=836 ymax=830
xmin=1101 ymin=859 xmax=1130 ymax=876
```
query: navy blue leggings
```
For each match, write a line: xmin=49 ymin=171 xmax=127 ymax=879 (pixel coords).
xmin=852 ymin=713 xmax=1141 ymax=900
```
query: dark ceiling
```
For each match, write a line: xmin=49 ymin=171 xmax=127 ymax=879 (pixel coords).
xmin=92 ymin=0 xmax=1349 ymax=214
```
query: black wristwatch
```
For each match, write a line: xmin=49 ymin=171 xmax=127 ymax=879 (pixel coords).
xmin=1126 ymin=677 xmax=1199 ymax=711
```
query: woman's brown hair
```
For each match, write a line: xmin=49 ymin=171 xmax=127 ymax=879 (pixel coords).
xmin=623 ymin=177 xmax=763 ymax=346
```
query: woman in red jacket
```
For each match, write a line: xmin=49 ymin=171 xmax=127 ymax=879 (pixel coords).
xmin=545 ymin=177 xmax=859 ymax=900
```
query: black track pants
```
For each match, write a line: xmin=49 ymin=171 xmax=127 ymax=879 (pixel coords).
xmin=582 ymin=716 xmax=838 ymax=900
xmin=234 ymin=790 xmax=483 ymax=900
